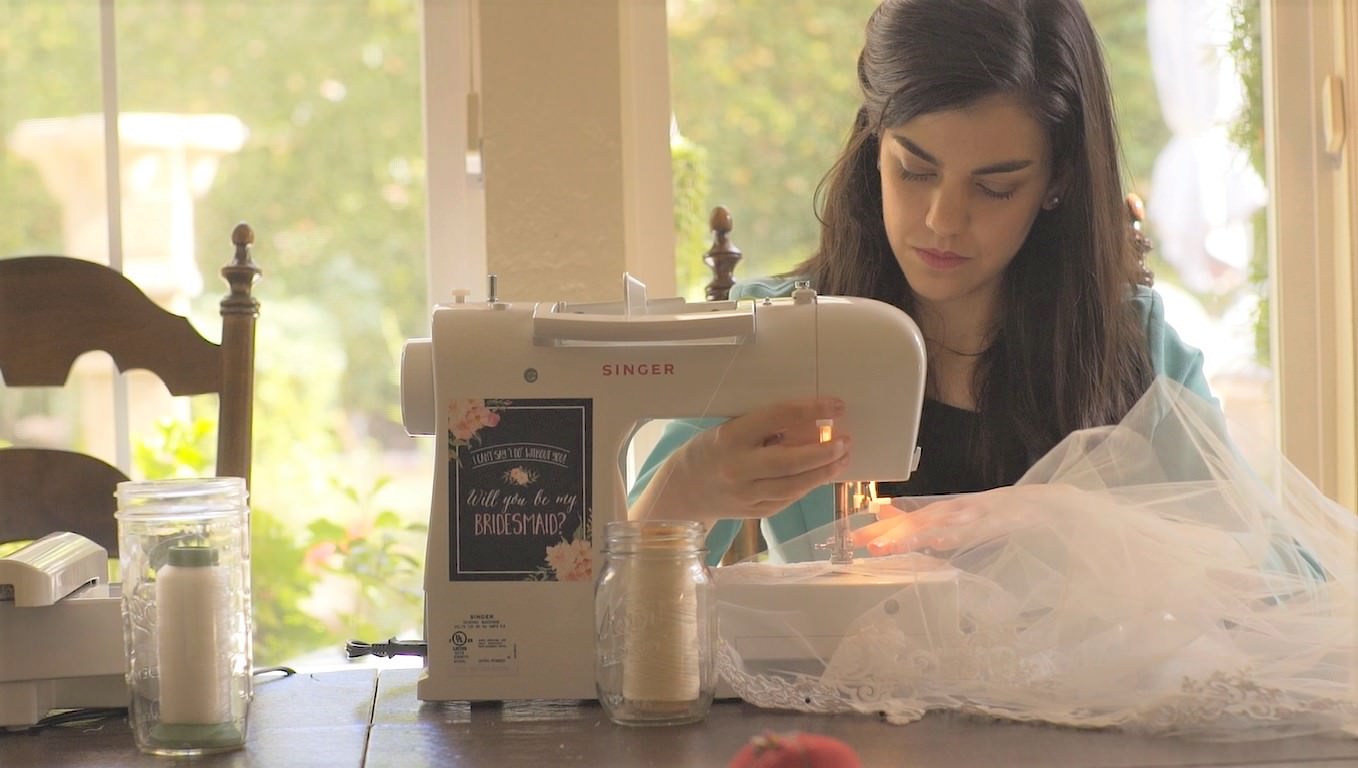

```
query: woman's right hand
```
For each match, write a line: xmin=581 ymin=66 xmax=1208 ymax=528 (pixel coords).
xmin=630 ymin=397 xmax=852 ymax=525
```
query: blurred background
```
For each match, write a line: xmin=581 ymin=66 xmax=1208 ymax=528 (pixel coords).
xmin=0 ymin=0 xmax=1267 ymax=666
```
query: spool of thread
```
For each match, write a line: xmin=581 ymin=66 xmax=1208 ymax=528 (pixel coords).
xmin=622 ymin=523 xmax=700 ymax=705
xmin=156 ymin=545 xmax=230 ymax=725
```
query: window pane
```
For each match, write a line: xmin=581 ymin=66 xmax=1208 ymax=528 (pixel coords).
xmin=668 ymin=0 xmax=880 ymax=296
xmin=2 ymin=0 xmax=432 ymax=667
xmin=1119 ymin=0 xmax=1273 ymax=451
xmin=1 ymin=1 xmax=115 ymax=462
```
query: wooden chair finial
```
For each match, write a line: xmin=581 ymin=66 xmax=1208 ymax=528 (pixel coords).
xmin=703 ymin=205 xmax=742 ymax=301
xmin=222 ymin=222 xmax=262 ymax=317
xmin=231 ymin=221 xmax=255 ymax=249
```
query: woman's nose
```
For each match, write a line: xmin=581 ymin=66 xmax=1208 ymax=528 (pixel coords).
xmin=925 ymin=187 xmax=968 ymax=237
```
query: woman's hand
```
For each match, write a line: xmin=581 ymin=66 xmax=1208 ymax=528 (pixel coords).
xmin=631 ymin=397 xmax=851 ymax=524
xmin=850 ymin=484 xmax=1081 ymax=557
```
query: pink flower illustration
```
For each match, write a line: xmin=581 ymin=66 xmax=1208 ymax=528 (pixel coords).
xmin=544 ymin=538 xmax=593 ymax=581
xmin=503 ymin=466 xmax=538 ymax=486
xmin=447 ymin=398 xmax=509 ymax=461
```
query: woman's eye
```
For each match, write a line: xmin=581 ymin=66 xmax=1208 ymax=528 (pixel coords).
xmin=896 ymin=161 xmax=1016 ymax=200
xmin=978 ymin=184 xmax=1015 ymax=201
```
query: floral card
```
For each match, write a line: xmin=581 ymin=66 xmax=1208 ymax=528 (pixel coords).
xmin=446 ymin=397 xmax=593 ymax=581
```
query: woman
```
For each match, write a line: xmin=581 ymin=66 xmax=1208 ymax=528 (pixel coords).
xmin=629 ymin=3 xmax=1354 ymax=737
xmin=629 ymin=0 xmax=1212 ymax=563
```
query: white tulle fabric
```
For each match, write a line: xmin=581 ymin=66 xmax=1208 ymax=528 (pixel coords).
xmin=716 ymin=378 xmax=1358 ymax=739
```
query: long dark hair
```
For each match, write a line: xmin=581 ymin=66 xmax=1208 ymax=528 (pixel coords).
xmin=796 ymin=0 xmax=1153 ymax=485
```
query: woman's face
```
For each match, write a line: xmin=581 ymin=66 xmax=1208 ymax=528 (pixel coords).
xmin=877 ymin=94 xmax=1056 ymax=315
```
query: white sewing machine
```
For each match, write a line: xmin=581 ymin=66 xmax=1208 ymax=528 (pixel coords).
xmin=400 ymin=275 xmax=929 ymax=701
xmin=0 ymin=532 xmax=127 ymax=726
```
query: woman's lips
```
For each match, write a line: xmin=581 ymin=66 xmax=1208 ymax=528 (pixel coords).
xmin=915 ymin=247 xmax=968 ymax=270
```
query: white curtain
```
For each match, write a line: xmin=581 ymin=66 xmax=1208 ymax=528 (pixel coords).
xmin=1146 ymin=0 xmax=1266 ymax=296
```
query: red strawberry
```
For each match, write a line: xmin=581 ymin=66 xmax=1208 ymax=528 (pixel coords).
xmin=727 ymin=730 xmax=862 ymax=768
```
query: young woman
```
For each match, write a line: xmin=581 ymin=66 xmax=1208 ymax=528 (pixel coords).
xmin=629 ymin=0 xmax=1212 ymax=563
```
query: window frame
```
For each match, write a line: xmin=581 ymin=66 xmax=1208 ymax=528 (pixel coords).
xmin=1264 ymin=0 xmax=1358 ymax=507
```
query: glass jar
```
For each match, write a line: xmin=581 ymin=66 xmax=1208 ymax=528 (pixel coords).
xmin=115 ymin=477 xmax=252 ymax=756
xmin=594 ymin=519 xmax=716 ymax=726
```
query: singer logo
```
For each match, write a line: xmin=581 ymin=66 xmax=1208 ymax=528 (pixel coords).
xmin=601 ymin=363 xmax=675 ymax=377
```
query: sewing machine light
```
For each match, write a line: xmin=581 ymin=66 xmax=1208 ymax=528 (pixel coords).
xmin=817 ymin=419 xmax=833 ymax=444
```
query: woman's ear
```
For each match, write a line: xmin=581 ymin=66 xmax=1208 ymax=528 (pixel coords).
xmin=1042 ymin=168 xmax=1070 ymax=210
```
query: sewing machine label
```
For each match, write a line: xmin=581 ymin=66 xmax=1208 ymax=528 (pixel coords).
xmin=448 ymin=612 xmax=517 ymax=675
xmin=448 ymin=397 xmax=593 ymax=581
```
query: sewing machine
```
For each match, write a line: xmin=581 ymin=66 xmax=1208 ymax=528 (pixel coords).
xmin=400 ymin=274 xmax=930 ymax=701
xmin=0 ymin=532 xmax=127 ymax=726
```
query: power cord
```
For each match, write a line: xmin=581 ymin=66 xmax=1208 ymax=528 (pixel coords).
xmin=4 ymin=666 xmax=299 ymax=734
xmin=20 ymin=707 xmax=126 ymax=732
xmin=254 ymin=664 xmax=298 ymax=680
xmin=345 ymin=637 xmax=428 ymax=660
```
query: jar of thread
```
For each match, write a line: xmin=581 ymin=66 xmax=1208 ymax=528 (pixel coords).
xmin=594 ymin=519 xmax=716 ymax=726
xmin=116 ymin=477 xmax=252 ymax=756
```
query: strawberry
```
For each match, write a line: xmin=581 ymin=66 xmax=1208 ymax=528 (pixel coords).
xmin=726 ymin=730 xmax=863 ymax=768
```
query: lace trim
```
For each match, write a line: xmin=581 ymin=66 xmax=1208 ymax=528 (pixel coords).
xmin=719 ymin=635 xmax=1358 ymax=736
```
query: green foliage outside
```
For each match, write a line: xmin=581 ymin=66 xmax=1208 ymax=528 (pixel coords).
xmin=671 ymin=131 xmax=712 ymax=300
xmin=302 ymin=476 xmax=427 ymax=645
xmin=668 ymin=0 xmax=881 ymax=286
xmin=1084 ymin=0 xmax=1170 ymax=197
xmin=0 ymin=0 xmax=427 ymax=422
xmin=132 ymin=416 xmax=326 ymax=662
xmin=132 ymin=415 xmax=424 ymax=664
xmin=1228 ymin=0 xmax=1270 ymax=366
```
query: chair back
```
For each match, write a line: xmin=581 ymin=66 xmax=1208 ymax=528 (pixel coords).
xmin=702 ymin=205 xmax=742 ymax=301
xmin=0 ymin=223 xmax=261 ymax=555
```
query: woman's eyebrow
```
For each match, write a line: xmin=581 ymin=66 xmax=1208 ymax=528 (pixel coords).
xmin=891 ymin=134 xmax=1033 ymax=176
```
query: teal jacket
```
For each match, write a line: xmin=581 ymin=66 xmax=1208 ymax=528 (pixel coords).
xmin=627 ymin=277 xmax=1216 ymax=565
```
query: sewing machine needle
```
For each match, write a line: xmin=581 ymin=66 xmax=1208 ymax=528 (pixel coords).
xmin=817 ymin=419 xmax=853 ymax=565
xmin=832 ymin=482 xmax=853 ymax=565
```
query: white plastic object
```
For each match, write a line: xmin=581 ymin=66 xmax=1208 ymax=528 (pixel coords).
xmin=400 ymin=338 xmax=435 ymax=436
xmin=0 ymin=532 xmax=107 ymax=608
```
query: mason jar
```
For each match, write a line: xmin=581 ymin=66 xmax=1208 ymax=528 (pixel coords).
xmin=594 ymin=519 xmax=716 ymax=726
xmin=116 ymin=477 xmax=252 ymax=756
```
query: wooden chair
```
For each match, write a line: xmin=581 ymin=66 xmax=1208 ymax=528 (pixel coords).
xmin=0 ymin=223 xmax=262 ymax=556
xmin=697 ymin=207 xmax=762 ymax=564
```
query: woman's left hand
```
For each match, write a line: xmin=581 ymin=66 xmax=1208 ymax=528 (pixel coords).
xmin=849 ymin=483 xmax=1084 ymax=557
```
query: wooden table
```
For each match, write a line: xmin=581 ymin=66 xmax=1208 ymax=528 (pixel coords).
xmin=5 ymin=665 xmax=1358 ymax=767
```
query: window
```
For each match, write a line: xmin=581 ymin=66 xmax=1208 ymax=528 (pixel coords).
xmin=1 ymin=0 xmax=431 ymax=666
xmin=667 ymin=0 xmax=1276 ymax=454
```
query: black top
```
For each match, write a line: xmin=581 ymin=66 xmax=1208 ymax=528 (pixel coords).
xmin=875 ymin=398 xmax=1005 ymax=498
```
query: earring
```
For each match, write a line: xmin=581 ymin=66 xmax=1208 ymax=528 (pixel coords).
xmin=1043 ymin=195 xmax=1061 ymax=210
